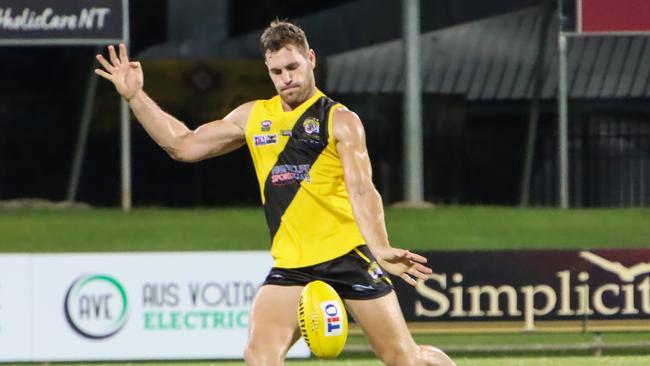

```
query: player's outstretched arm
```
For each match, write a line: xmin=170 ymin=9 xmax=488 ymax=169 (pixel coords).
xmin=334 ymin=109 xmax=432 ymax=286
xmin=95 ymin=43 xmax=248 ymax=162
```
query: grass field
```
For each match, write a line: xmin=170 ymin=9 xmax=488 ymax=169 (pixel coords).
xmin=0 ymin=206 xmax=649 ymax=252
xmin=2 ymin=206 xmax=649 ymax=364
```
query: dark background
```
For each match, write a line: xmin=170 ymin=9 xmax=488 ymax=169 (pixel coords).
xmin=0 ymin=0 xmax=351 ymax=206
xmin=1 ymin=0 xmax=647 ymax=207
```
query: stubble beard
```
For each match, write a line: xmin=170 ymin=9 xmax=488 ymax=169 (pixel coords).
xmin=280 ymin=76 xmax=315 ymax=109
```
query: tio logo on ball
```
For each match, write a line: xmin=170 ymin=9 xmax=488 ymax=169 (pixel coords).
xmin=321 ymin=301 xmax=343 ymax=336
xmin=64 ymin=274 xmax=128 ymax=339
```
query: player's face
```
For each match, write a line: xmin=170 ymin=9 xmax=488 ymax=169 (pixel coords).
xmin=265 ymin=44 xmax=316 ymax=109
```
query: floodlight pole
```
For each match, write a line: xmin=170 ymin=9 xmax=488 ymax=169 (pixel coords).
xmin=120 ymin=87 xmax=132 ymax=211
xmin=67 ymin=52 xmax=99 ymax=203
xmin=557 ymin=1 xmax=570 ymax=209
xmin=120 ymin=39 xmax=132 ymax=211
xmin=402 ymin=0 xmax=424 ymax=204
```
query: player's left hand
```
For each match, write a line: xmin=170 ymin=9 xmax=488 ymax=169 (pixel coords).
xmin=374 ymin=247 xmax=432 ymax=286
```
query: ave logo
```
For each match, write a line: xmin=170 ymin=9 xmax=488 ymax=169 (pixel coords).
xmin=321 ymin=301 xmax=343 ymax=336
xmin=64 ymin=274 xmax=128 ymax=339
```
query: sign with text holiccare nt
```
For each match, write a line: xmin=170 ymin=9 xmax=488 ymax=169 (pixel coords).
xmin=0 ymin=0 xmax=127 ymax=44
xmin=395 ymin=249 xmax=650 ymax=332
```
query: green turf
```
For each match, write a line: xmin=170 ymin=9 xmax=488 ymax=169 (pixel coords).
xmin=0 ymin=207 xmax=649 ymax=252
xmin=386 ymin=206 xmax=650 ymax=249
xmin=0 ymin=207 xmax=268 ymax=252
xmin=456 ymin=356 xmax=650 ymax=366
xmin=4 ymin=356 xmax=650 ymax=365
xmin=345 ymin=332 xmax=650 ymax=358
xmin=362 ymin=331 xmax=650 ymax=348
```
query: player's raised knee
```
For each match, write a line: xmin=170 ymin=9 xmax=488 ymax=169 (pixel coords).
xmin=417 ymin=345 xmax=457 ymax=366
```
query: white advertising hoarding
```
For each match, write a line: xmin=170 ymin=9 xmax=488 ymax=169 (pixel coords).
xmin=0 ymin=252 xmax=309 ymax=362
xmin=0 ymin=255 xmax=31 ymax=361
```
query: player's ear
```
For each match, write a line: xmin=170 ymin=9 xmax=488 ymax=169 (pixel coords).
xmin=308 ymin=49 xmax=316 ymax=69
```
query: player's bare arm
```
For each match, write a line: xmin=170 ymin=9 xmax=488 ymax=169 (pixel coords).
xmin=333 ymin=108 xmax=433 ymax=286
xmin=95 ymin=43 xmax=249 ymax=162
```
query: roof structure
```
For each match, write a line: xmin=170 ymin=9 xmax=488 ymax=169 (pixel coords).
xmin=326 ymin=7 xmax=650 ymax=100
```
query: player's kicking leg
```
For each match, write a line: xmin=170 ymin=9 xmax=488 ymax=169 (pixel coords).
xmin=345 ymin=291 xmax=456 ymax=366
xmin=244 ymin=285 xmax=303 ymax=366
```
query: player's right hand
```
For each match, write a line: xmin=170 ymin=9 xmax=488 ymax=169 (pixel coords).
xmin=95 ymin=43 xmax=143 ymax=101
xmin=373 ymin=246 xmax=432 ymax=286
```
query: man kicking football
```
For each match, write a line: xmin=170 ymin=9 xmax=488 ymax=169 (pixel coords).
xmin=96 ymin=20 xmax=455 ymax=366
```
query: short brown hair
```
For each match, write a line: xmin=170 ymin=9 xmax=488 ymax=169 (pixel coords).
xmin=259 ymin=20 xmax=308 ymax=57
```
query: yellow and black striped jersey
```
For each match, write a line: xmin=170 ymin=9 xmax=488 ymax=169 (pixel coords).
xmin=245 ymin=90 xmax=364 ymax=268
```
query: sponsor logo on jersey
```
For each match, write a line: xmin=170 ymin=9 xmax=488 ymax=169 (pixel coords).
xmin=270 ymin=164 xmax=311 ymax=185
xmin=254 ymin=134 xmax=277 ymax=146
xmin=368 ymin=261 xmax=384 ymax=281
xmin=261 ymin=120 xmax=272 ymax=131
xmin=303 ymin=117 xmax=320 ymax=135
xmin=321 ymin=301 xmax=343 ymax=336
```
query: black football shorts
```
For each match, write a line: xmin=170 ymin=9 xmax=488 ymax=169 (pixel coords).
xmin=262 ymin=245 xmax=393 ymax=300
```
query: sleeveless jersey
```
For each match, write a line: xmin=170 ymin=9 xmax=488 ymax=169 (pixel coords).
xmin=245 ymin=90 xmax=365 ymax=268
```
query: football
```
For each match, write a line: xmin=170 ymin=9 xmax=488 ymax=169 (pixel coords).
xmin=297 ymin=280 xmax=348 ymax=359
